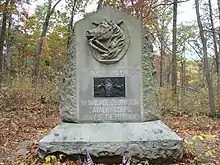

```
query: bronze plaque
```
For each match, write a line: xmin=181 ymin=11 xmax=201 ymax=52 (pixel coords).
xmin=94 ymin=77 xmax=125 ymax=97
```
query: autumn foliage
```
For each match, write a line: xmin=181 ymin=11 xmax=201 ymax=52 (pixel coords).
xmin=0 ymin=0 xmax=220 ymax=164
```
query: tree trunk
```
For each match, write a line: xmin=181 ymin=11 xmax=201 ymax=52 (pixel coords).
xmin=33 ymin=17 xmax=50 ymax=79
xmin=32 ymin=0 xmax=61 ymax=83
xmin=208 ymin=0 xmax=220 ymax=96
xmin=195 ymin=0 xmax=216 ymax=116
xmin=180 ymin=61 xmax=184 ymax=86
xmin=180 ymin=58 xmax=186 ymax=94
xmin=182 ymin=45 xmax=186 ymax=89
xmin=183 ymin=60 xmax=186 ymax=86
xmin=67 ymin=0 xmax=77 ymax=47
xmin=5 ymin=8 xmax=13 ymax=73
xmin=160 ymin=35 xmax=164 ymax=87
xmin=171 ymin=0 xmax=178 ymax=94
xmin=0 ymin=0 xmax=10 ymax=87
xmin=217 ymin=0 xmax=220 ymax=97
xmin=51 ymin=53 xmax=57 ymax=72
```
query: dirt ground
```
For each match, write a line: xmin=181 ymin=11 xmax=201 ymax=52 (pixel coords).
xmin=0 ymin=95 xmax=219 ymax=165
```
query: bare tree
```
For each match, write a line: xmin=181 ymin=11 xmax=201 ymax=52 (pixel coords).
xmin=32 ymin=0 xmax=62 ymax=83
xmin=217 ymin=0 xmax=220 ymax=55
xmin=180 ymin=45 xmax=186 ymax=88
xmin=5 ymin=0 xmax=16 ymax=74
xmin=208 ymin=0 xmax=220 ymax=96
xmin=153 ymin=6 xmax=172 ymax=87
xmin=5 ymin=17 xmax=12 ymax=72
xmin=171 ymin=0 xmax=178 ymax=94
xmin=67 ymin=0 xmax=91 ymax=47
xmin=67 ymin=0 xmax=77 ymax=47
xmin=0 ymin=0 xmax=10 ymax=87
xmin=195 ymin=0 xmax=216 ymax=116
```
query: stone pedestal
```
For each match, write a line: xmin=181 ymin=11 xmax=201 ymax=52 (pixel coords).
xmin=38 ymin=120 xmax=183 ymax=163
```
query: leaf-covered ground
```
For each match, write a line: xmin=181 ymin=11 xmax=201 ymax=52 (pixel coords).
xmin=0 ymin=90 xmax=219 ymax=165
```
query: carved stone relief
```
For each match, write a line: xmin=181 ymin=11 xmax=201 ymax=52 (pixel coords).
xmin=86 ymin=19 xmax=130 ymax=64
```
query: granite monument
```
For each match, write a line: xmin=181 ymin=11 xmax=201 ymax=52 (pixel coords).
xmin=38 ymin=7 xmax=183 ymax=164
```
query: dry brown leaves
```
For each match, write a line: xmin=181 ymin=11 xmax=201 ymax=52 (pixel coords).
xmin=0 ymin=87 xmax=219 ymax=165
xmin=163 ymin=114 xmax=220 ymax=165
xmin=0 ymin=87 xmax=60 ymax=164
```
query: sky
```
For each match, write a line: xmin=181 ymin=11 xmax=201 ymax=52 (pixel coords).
xmin=25 ymin=0 xmax=217 ymax=60
xmin=177 ymin=0 xmax=196 ymax=24
xmin=27 ymin=0 xmax=198 ymax=24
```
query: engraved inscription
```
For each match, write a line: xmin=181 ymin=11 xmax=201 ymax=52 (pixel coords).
xmin=90 ymin=106 xmax=129 ymax=113
xmin=94 ymin=77 xmax=125 ymax=97
xmin=81 ymin=99 xmax=138 ymax=106
xmin=79 ymin=98 xmax=141 ymax=121
xmin=81 ymin=68 xmax=140 ymax=77
xmin=82 ymin=114 xmax=141 ymax=121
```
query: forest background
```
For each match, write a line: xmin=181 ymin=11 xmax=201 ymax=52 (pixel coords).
xmin=0 ymin=0 xmax=220 ymax=164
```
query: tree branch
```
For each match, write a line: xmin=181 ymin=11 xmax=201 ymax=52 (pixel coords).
xmin=151 ymin=0 xmax=190 ymax=10
xmin=187 ymin=40 xmax=203 ymax=59
xmin=50 ymin=0 xmax=62 ymax=15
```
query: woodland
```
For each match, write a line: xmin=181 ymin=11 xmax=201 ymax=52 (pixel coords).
xmin=0 ymin=0 xmax=220 ymax=164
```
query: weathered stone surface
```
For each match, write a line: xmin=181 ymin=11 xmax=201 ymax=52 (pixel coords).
xmin=60 ymin=34 xmax=77 ymax=122
xmin=141 ymin=26 xmax=160 ymax=122
xmin=59 ymin=6 xmax=159 ymax=123
xmin=38 ymin=120 xmax=183 ymax=163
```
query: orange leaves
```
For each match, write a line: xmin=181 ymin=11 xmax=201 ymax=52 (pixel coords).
xmin=0 ymin=3 xmax=16 ymax=14
xmin=106 ymin=0 xmax=160 ymax=23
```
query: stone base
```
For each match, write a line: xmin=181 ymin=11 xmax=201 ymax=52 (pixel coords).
xmin=38 ymin=120 xmax=183 ymax=164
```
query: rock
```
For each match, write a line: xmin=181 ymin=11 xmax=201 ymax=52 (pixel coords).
xmin=38 ymin=120 xmax=183 ymax=164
